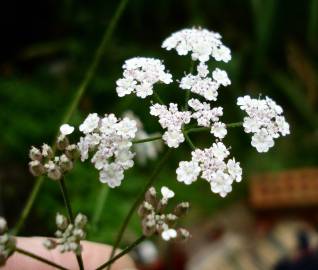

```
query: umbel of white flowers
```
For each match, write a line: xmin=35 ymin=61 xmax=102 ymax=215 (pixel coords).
xmin=138 ymin=186 xmax=191 ymax=242
xmin=43 ymin=213 xmax=87 ymax=255
xmin=28 ymin=27 xmax=290 ymax=198
xmin=113 ymin=27 xmax=290 ymax=196
xmin=0 ymin=217 xmax=16 ymax=266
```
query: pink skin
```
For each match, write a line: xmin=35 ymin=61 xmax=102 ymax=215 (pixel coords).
xmin=3 ymin=237 xmax=136 ymax=270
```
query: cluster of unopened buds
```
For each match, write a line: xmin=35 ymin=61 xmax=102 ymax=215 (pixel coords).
xmin=43 ymin=213 xmax=87 ymax=255
xmin=138 ymin=186 xmax=191 ymax=242
xmin=29 ymin=124 xmax=79 ymax=180
xmin=0 ymin=217 xmax=16 ymax=266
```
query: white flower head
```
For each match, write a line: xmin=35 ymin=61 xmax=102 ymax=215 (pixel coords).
xmin=78 ymin=113 xmax=137 ymax=187
xmin=60 ymin=124 xmax=75 ymax=135
xmin=162 ymin=28 xmax=232 ymax=63
xmin=212 ymin=68 xmax=231 ymax=86
xmin=116 ymin=57 xmax=172 ymax=98
xmin=150 ymin=103 xmax=191 ymax=148
xmin=177 ymin=143 xmax=242 ymax=197
xmin=237 ymin=95 xmax=290 ymax=152
xmin=211 ymin=122 xmax=227 ymax=139
xmin=161 ymin=186 xmax=175 ymax=199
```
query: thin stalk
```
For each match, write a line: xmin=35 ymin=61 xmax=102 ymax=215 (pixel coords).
xmin=132 ymin=135 xmax=162 ymax=144
xmin=58 ymin=178 xmax=84 ymax=270
xmin=183 ymin=131 xmax=196 ymax=150
xmin=12 ymin=176 xmax=44 ymax=235
xmin=153 ymin=90 xmax=164 ymax=104
xmin=92 ymin=185 xmax=109 ymax=229
xmin=16 ymin=247 xmax=69 ymax=270
xmin=13 ymin=0 xmax=129 ymax=235
xmin=185 ymin=122 xmax=243 ymax=134
xmin=95 ymin=235 xmax=146 ymax=270
xmin=106 ymin=149 xmax=172 ymax=270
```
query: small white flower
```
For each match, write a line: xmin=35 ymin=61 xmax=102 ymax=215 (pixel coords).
xmin=60 ymin=124 xmax=74 ymax=135
xmin=162 ymin=28 xmax=231 ymax=63
xmin=237 ymin=95 xmax=290 ymax=152
xmin=251 ymin=128 xmax=274 ymax=153
xmin=227 ymin=158 xmax=242 ymax=182
xmin=161 ymin=186 xmax=175 ymax=199
xmin=211 ymin=122 xmax=227 ymax=139
xmin=161 ymin=228 xmax=177 ymax=241
xmin=212 ymin=68 xmax=231 ymax=86
xmin=79 ymin=113 xmax=100 ymax=134
xmin=99 ymin=163 xmax=124 ymax=188
xmin=116 ymin=57 xmax=172 ymax=98
xmin=162 ymin=130 xmax=184 ymax=148
xmin=176 ymin=161 xmax=201 ymax=185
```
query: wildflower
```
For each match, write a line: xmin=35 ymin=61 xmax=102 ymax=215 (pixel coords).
xmin=78 ymin=113 xmax=137 ymax=187
xmin=0 ymin=217 xmax=16 ymax=266
xmin=116 ymin=57 xmax=172 ymax=98
xmin=138 ymin=187 xmax=190 ymax=242
xmin=150 ymin=103 xmax=191 ymax=148
xmin=176 ymin=161 xmax=201 ymax=185
xmin=237 ymin=95 xmax=290 ymax=152
xmin=44 ymin=213 xmax=87 ymax=255
xmin=162 ymin=28 xmax=231 ymax=63
xmin=177 ymin=142 xmax=242 ymax=197
xmin=179 ymin=65 xmax=230 ymax=101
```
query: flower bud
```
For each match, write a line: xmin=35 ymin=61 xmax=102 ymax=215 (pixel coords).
xmin=142 ymin=218 xmax=156 ymax=236
xmin=74 ymin=213 xmax=87 ymax=229
xmin=156 ymin=198 xmax=168 ymax=213
xmin=176 ymin=228 xmax=191 ymax=242
xmin=145 ymin=187 xmax=157 ymax=207
xmin=59 ymin=154 xmax=73 ymax=172
xmin=73 ymin=228 xmax=85 ymax=240
xmin=56 ymin=135 xmax=69 ymax=151
xmin=138 ymin=202 xmax=153 ymax=218
xmin=42 ymin=144 xmax=53 ymax=159
xmin=29 ymin=146 xmax=42 ymax=161
xmin=165 ymin=214 xmax=178 ymax=226
xmin=29 ymin=160 xmax=45 ymax=176
xmin=0 ymin=217 xmax=7 ymax=235
xmin=56 ymin=213 xmax=68 ymax=230
xmin=43 ymin=239 xmax=57 ymax=250
xmin=173 ymin=202 xmax=190 ymax=217
xmin=65 ymin=145 xmax=80 ymax=160
xmin=45 ymin=162 xmax=62 ymax=180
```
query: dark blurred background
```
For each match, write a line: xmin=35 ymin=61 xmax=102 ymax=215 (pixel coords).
xmin=0 ymin=0 xmax=318 ymax=269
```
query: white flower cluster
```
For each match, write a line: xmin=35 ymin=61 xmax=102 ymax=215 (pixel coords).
xmin=0 ymin=217 xmax=16 ymax=267
xmin=29 ymin=126 xmax=78 ymax=180
xmin=162 ymin=28 xmax=231 ymax=63
xmin=138 ymin=186 xmax=190 ymax=242
xmin=180 ymin=64 xmax=231 ymax=101
xmin=116 ymin=57 xmax=172 ymax=98
xmin=123 ymin=111 xmax=163 ymax=165
xmin=43 ymin=213 xmax=87 ymax=255
xmin=150 ymin=103 xmax=191 ymax=148
xmin=177 ymin=142 xmax=242 ymax=197
xmin=78 ymin=113 xmax=137 ymax=187
xmin=188 ymin=98 xmax=227 ymax=139
xmin=237 ymin=95 xmax=290 ymax=152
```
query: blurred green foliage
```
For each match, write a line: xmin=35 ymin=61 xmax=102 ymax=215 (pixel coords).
xmin=0 ymin=0 xmax=317 ymax=246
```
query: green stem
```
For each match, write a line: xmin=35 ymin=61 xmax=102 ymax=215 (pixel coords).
xmin=59 ymin=178 xmax=84 ymax=270
xmin=95 ymin=235 xmax=146 ymax=270
xmin=16 ymin=247 xmax=70 ymax=270
xmin=106 ymin=148 xmax=172 ymax=270
xmin=132 ymin=135 xmax=162 ymax=144
xmin=12 ymin=176 xmax=44 ymax=235
xmin=13 ymin=0 xmax=129 ymax=235
xmin=153 ymin=90 xmax=164 ymax=104
xmin=183 ymin=131 xmax=196 ymax=150
xmin=92 ymin=185 xmax=109 ymax=229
